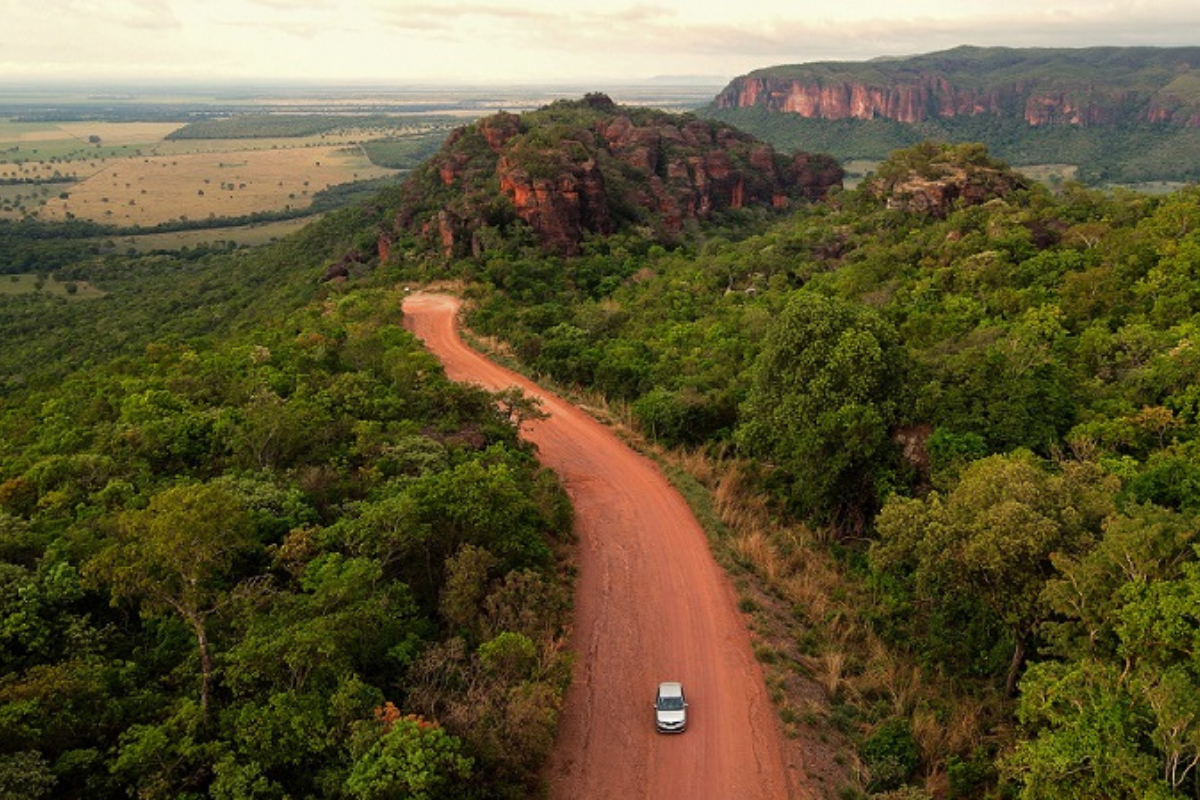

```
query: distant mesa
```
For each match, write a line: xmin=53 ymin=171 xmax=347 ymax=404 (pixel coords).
xmin=712 ymin=46 xmax=1200 ymax=127
xmin=705 ymin=46 xmax=1200 ymax=185
xmin=385 ymin=93 xmax=842 ymax=258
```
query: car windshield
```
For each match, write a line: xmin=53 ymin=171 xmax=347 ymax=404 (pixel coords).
xmin=658 ymin=694 xmax=684 ymax=711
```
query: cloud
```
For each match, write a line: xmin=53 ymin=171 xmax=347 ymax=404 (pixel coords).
xmin=62 ymin=0 xmax=179 ymax=30
xmin=246 ymin=0 xmax=338 ymax=8
xmin=6 ymin=0 xmax=1200 ymax=85
xmin=372 ymin=2 xmax=673 ymax=39
xmin=513 ymin=4 xmax=1200 ymax=70
xmin=373 ymin=1 xmax=556 ymax=32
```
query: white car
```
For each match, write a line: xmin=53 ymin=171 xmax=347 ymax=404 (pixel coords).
xmin=654 ymin=681 xmax=688 ymax=733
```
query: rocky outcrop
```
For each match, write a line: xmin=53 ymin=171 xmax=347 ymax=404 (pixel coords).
xmin=390 ymin=95 xmax=842 ymax=257
xmin=712 ymin=46 xmax=1200 ymax=128
xmin=863 ymin=143 xmax=1030 ymax=218
xmin=496 ymin=152 xmax=613 ymax=255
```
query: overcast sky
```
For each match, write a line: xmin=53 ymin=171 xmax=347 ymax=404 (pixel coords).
xmin=3 ymin=0 xmax=1200 ymax=87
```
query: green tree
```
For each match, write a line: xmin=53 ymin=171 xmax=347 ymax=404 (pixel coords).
xmin=345 ymin=716 xmax=473 ymax=800
xmin=736 ymin=291 xmax=907 ymax=530
xmin=0 ymin=750 xmax=56 ymax=800
xmin=223 ymin=554 xmax=417 ymax=698
xmin=1004 ymin=659 xmax=1166 ymax=800
xmin=1001 ymin=509 xmax=1200 ymax=798
xmin=85 ymin=482 xmax=256 ymax=726
xmin=440 ymin=544 xmax=499 ymax=637
xmin=1041 ymin=504 xmax=1195 ymax=660
xmin=873 ymin=452 xmax=1116 ymax=694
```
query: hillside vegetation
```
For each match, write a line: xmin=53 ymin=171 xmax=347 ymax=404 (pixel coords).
xmin=0 ymin=203 xmax=573 ymax=800
xmin=380 ymin=108 xmax=1200 ymax=798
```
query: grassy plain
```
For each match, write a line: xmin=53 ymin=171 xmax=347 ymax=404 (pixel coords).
xmin=0 ymin=272 xmax=105 ymax=299
xmin=0 ymin=121 xmax=183 ymax=148
xmin=117 ymin=216 xmax=318 ymax=252
xmin=37 ymin=144 xmax=392 ymax=226
xmin=0 ymin=120 xmax=410 ymax=225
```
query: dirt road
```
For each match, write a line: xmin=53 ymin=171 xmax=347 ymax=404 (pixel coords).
xmin=403 ymin=293 xmax=794 ymax=800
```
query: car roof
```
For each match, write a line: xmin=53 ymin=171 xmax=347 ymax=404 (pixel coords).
xmin=657 ymin=681 xmax=684 ymax=696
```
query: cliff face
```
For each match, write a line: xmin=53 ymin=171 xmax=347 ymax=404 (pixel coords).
xmin=391 ymin=94 xmax=842 ymax=257
xmin=720 ymin=74 xmax=1006 ymax=124
xmin=712 ymin=46 xmax=1200 ymax=128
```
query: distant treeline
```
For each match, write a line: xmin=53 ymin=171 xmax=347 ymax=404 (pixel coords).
xmin=706 ymin=106 xmax=1200 ymax=184
xmin=0 ymin=177 xmax=75 ymax=187
xmin=166 ymin=113 xmax=459 ymax=140
xmin=8 ymin=106 xmax=190 ymax=123
xmin=360 ymin=131 xmax=450 ymax=170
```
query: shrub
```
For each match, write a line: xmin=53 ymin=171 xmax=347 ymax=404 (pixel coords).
xmin=862 ymin=718 xmax=920 ymax=793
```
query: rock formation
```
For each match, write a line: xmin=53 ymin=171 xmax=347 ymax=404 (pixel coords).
xmin=862 ymin=142 xmax=1030 ymax=218
xmin=712 ymin=46 xmax=1200 ymax=128
xmin=389 ymin=95 xmax=842 ymax=257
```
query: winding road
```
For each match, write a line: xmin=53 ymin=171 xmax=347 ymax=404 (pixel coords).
xmin=403 ymin=292 xmax=795 ymax=800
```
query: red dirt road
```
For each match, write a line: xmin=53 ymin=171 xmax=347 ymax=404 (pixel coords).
xmin=403 ymin=293 xmax=793 ymax=800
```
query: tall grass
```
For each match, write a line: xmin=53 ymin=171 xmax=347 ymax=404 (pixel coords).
xmin=655 ymin=445 xmax=1007 ymax=789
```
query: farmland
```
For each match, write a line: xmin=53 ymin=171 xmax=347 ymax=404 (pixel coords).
xmin=37 ymin=143 xmax=392 ymax=226
xmin=0 ymin=118 xmax=439 ymax=227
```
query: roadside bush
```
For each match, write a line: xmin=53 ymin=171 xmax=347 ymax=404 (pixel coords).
xmin=862 ymin=719 xmax=920 ymax=793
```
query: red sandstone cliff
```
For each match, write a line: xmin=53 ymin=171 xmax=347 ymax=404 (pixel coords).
xmin=391 ymin=94 xmax=842 ymax=258
xmin=712 ymin=46 xmax=1200 ymax=128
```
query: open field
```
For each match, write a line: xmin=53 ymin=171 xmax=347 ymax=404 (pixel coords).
xmin=0 ymin=272 xmax=105 ymax=299
xmin=841 ymin=159 xmax=881 ymax=189
xmin=0 ymin=117 xmax=428 ymax=224
xmin=1111 ymin=179 xmax=1189 ymax=195
xmin=37 ymin=143 xmax=395 ymax=226
xmin=0 ymin=121 xmax=186 ymax=165
xmin=0 ymin=120 xmax=184 ymax=147
xmin=117 ymin=216 xmax=319 ymax=252
xmin=0 ymin=183 xmax=56 ymax=204
xmin=1014 ymin=163 xmax=1079 ymax=186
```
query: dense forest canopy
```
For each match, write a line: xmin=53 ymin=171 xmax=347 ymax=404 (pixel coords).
xmin=0 ymin=204 xmax=573 ymax=799
xmin=387 ymin=134 xmax=1200 ymax=797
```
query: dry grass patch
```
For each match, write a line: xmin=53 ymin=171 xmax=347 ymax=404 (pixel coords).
xmin=40 ymin=144 xmax=396 ymax=226
xmin=118 ymin=216 xmax=321 ymax=252
xmin=0 ymin=273 xmax=105 ymax=299
xmin=52 ymin=121 xmax=186 ymax=146
xmin=0 ymin=120 xmax=183 ymax=146
xmin=733 ymin=530 xmax=787 ymax=581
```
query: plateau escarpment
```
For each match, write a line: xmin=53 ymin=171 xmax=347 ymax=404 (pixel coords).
xmin=706 ymin=46 xmax=1200 ymax=184
xmin=388 ymin=94 xmax=842 ymax=258
xmin=713 ymin=46 xmax=1200 ymax=127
